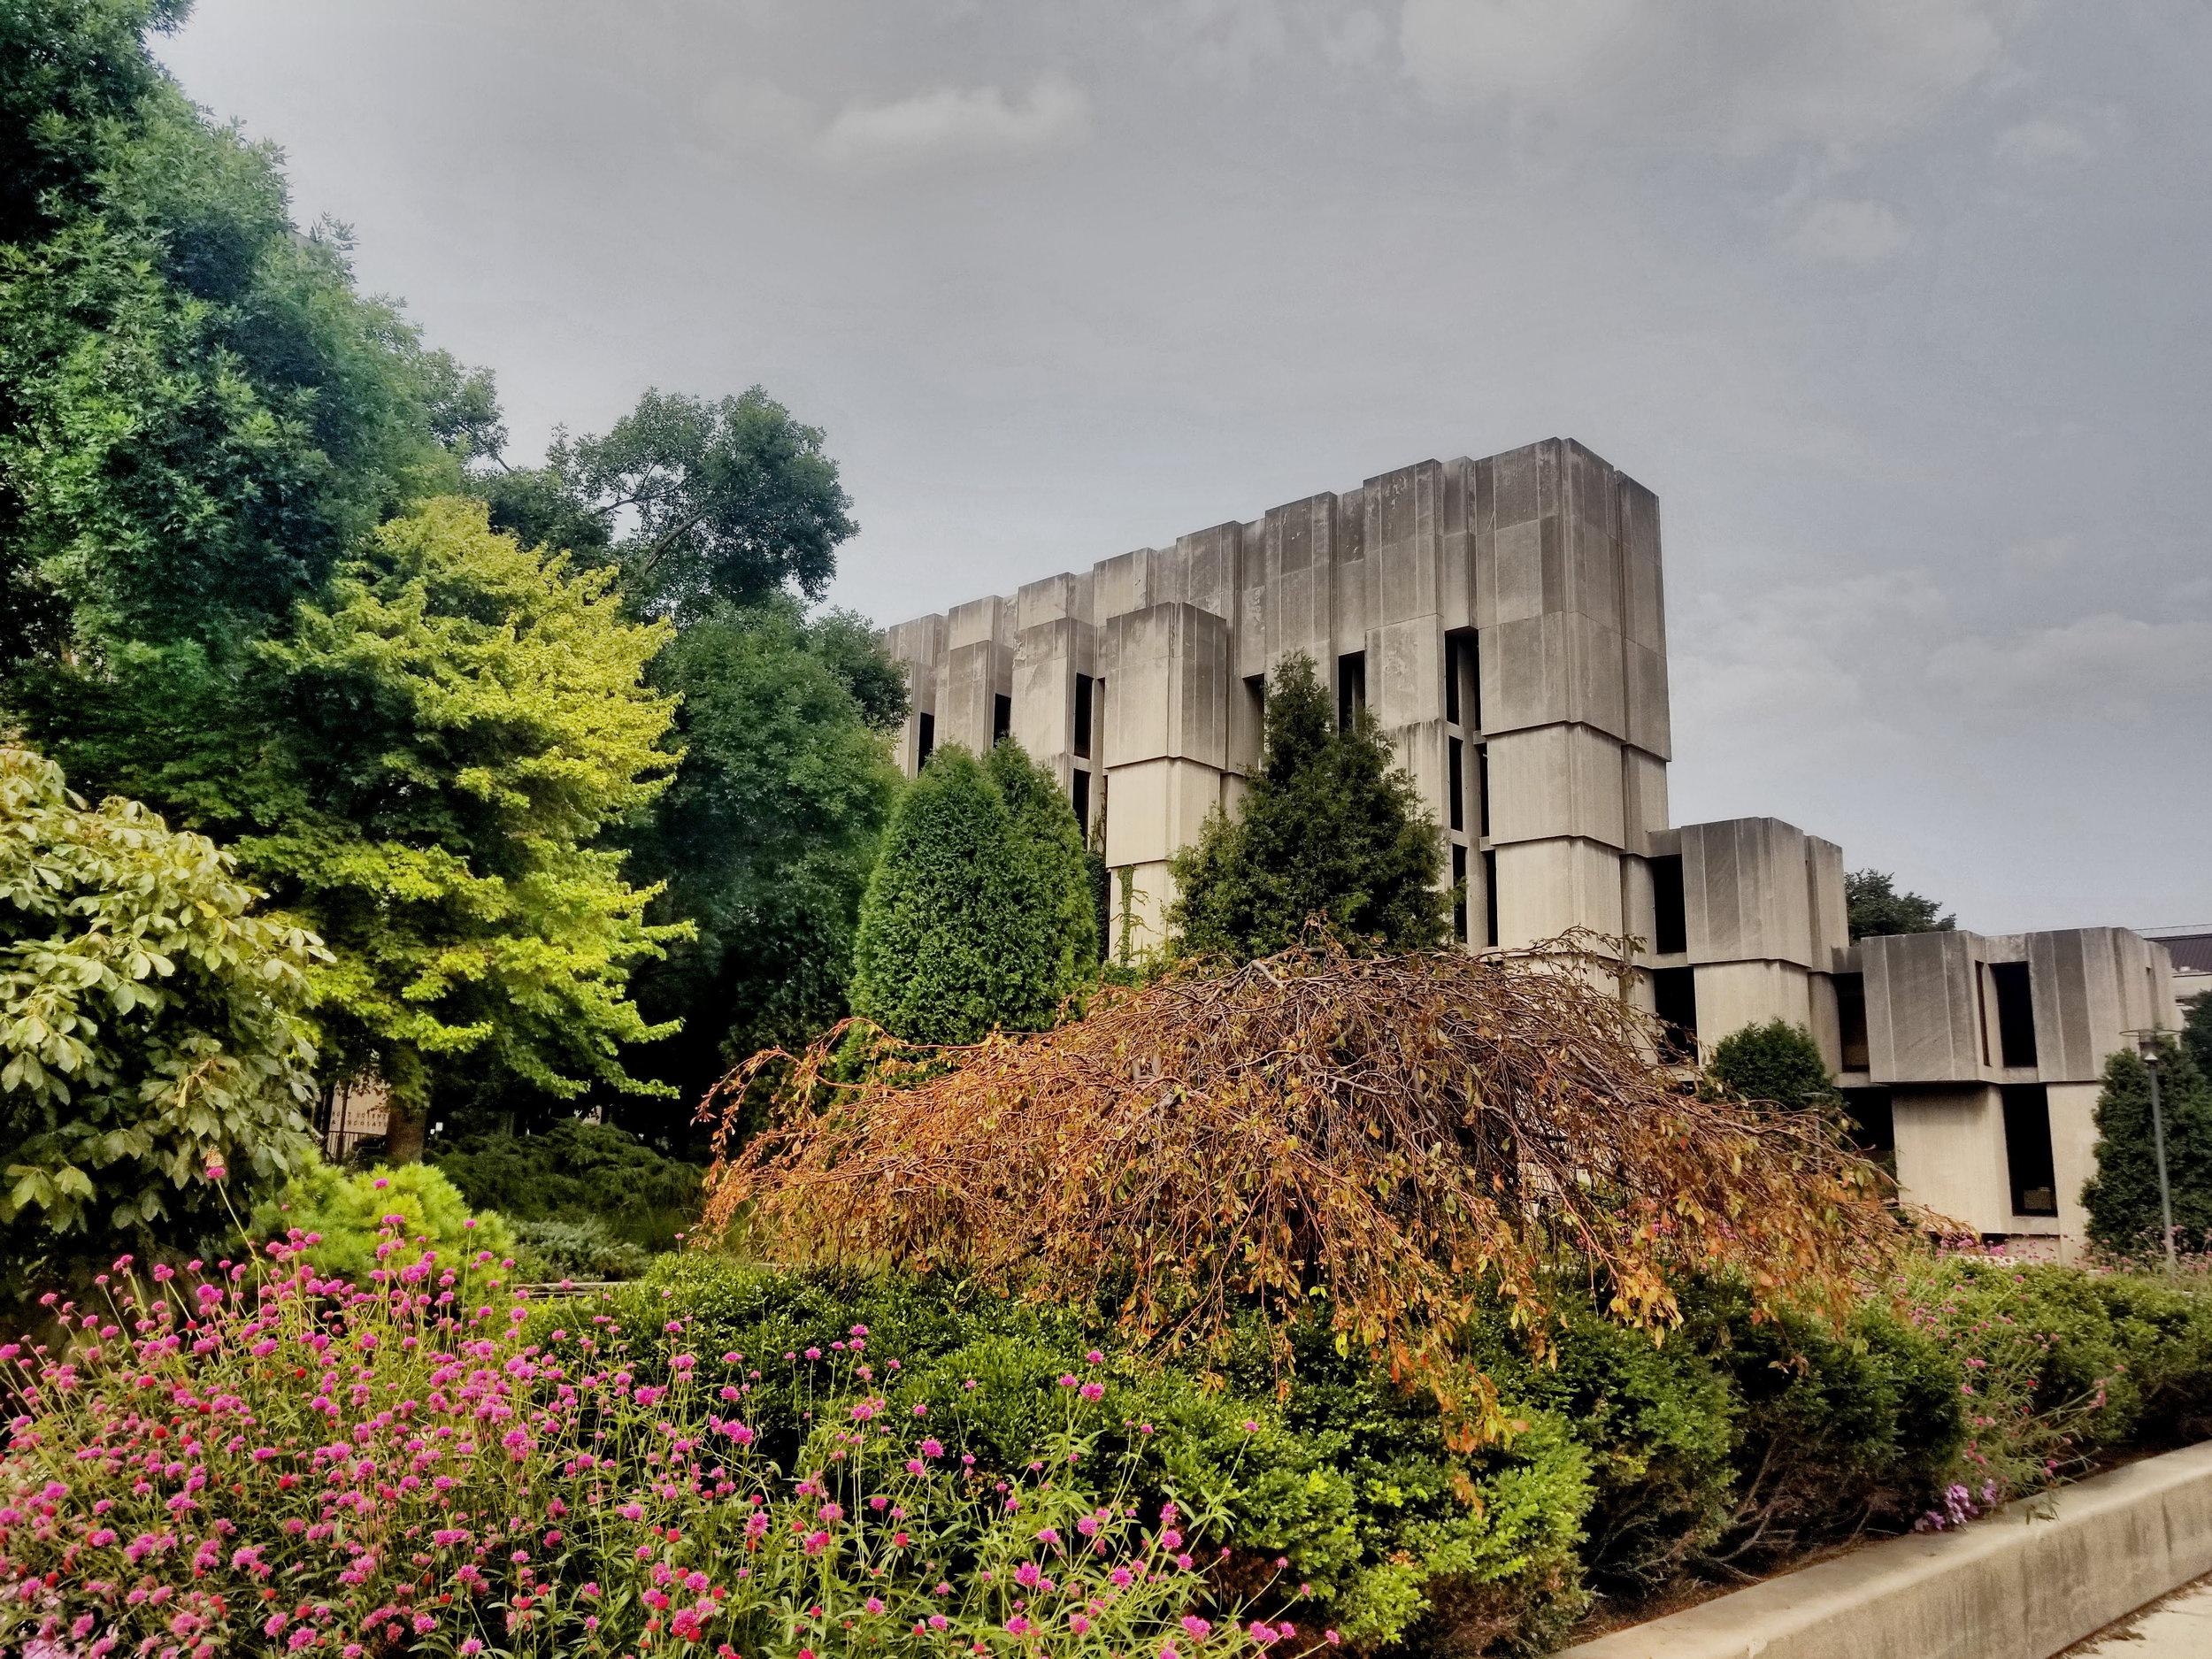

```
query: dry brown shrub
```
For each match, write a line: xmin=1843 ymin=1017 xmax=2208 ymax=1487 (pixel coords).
xmin=699 ymin=933 xmax=1895 ymax=1441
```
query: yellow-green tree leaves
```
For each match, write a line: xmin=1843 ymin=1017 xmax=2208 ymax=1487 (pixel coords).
xmin=234 ymin=497 xmax=689 ymax=1144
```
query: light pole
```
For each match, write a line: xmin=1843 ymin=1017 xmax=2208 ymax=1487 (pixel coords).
xmin=2138 ymin=1033 xmax=2177 ymax=1273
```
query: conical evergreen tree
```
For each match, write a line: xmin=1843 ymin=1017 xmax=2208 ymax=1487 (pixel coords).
xmin=849 ymin=741 xmax=1094 ymax=1046
xmin=1169 ymin=652 xmax=1447 ymax=960
xmin=985 ymin=736 xmax=1100 ymax=995
xmin=2082 ymin=1035 xmax=2212 ymax=1255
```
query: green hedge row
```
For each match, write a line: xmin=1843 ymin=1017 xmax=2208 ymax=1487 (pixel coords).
xmin=524 ymin=1255 xmax=2212 ymax=1652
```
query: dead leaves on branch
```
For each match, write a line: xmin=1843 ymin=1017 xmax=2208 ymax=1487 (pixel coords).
xmin=700 ymin=933 xmax=1895 ymax=1441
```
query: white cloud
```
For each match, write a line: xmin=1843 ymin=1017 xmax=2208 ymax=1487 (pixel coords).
xmin=698 ymin=71 xmax=1092 ymax=174
xmin=814 ymin=72 xmax=1092 ymax=172
xmin=1788 ymin=198 xmax=1910 ymax=263
xmin=1397 ymin=0 xmax=1641 ymax=103
xmin=1927 ymin=614 xmax=2212 ymax=718
xmin=1398 ymin=0 xmax=2010 ymax=158
xmin=1993 ymin=113 xmax=2099 ymax=166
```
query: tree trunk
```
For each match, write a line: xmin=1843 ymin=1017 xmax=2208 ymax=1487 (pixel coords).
xmin=385 ymin=1096 xmax=428 ymax=1164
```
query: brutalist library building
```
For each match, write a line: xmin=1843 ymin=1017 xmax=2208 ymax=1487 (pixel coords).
xmin=882 ymin=438 xmax=2182 ymax=1244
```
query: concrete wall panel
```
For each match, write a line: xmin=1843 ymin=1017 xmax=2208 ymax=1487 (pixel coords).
xmin=1893 ymin=1084 xmax=2012 ymax=1234
xmin=1494 ymin=837 xmax=1624 ymax=949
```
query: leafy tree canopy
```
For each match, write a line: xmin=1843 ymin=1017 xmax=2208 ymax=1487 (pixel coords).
xmin=1845 ymin=870 xmax=1955 ymax=942
xmin=2184 ymin=991 xmax=2211 ymax=1081
xmin=480 ymin=388 xmax=857 ymax=625
xmin=0 ymin=744 xmax=322 ymax=1271
xmin=0 ymin=0 xmax=493 ymax=668
xmin=2082 ymin=1036 xmax=2212 ymax=1256
xmin=1701 ymin=1018 xmax=1838 ymax=1112
xmin=617 ymin=595 xmax=906 ymax=1133
xmin=849 ymin=741 xmax=1088 ymax=1048
xmin=1170 ymin=652 xmax=1446 ymax=961
xmin=226 ymin=497 xmax=688 ymax=1146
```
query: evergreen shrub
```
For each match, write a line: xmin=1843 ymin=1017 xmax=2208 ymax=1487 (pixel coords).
xmin=849 ymin=742 xmax=1084 ymax=1045
xmin=509 ymin=1216 xmax=655 ymax=1280
xmin=427 ymin=1118 xmax=702 ymax=1250
xmin=1170 ymin=654 xmax=1447 ymax=961
xmin=248 ymin=1158 xmax=516 ymax=1284
xmin=2082 ymin=1036 xmax=2212 ymax=1254
xmin=1700 ymin=1018 xmax=1839 ymax=1112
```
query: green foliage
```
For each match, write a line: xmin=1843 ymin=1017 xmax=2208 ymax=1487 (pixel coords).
xmin=1170 ymin=653 xmax=1447 ymax=961
xmin=427 ymin=1118 xmax=702 ymax=1251
xmin=1679 ymin=1280 xmax=1965 ymax=1563
xmin=0 ymin=6 xmax=486 ymax=669
xmin=509 ymin=1215 xmax=655 ymax=1280
xmin=524 ymin=386 xmax=859 ymax=623
xmin=534 ymin=1257 xmax=1595 ymax=1654
xmin=618 ymin=595 xmax=904 ymax=1126
xmin=985 ymin=736 xmax=1100 ymax=1001
xmin=2184 ymin=991 xmax=2212 ymax=1082
xmin=218 ymin=497 xmax=687 ymax=1138
xmin=0 ymin=745 xmax=322 ymax=1265
xmin=1844 ymin=869 xmax=1955 ymax=941
xmin=849 ymin=742 xmax=1086 ymax=1046
xmin=1701 ymin=1018 xmax=1839 ymax=1112
xmin=2082 ymin=1036 xmax=2212 ymax=1255
xmin=248 ymin=1156 xmax=515 ymax=1284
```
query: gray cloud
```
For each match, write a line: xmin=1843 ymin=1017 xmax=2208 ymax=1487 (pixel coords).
xmin=155 ymin=0 xmax=2212 ymax=932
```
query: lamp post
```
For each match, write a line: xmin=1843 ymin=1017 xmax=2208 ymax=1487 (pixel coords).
xmin=2139 ymin=1035 xmax=2177 ymax=1274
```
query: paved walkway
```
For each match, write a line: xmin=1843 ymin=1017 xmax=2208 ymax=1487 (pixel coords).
xmin=2063 ymin=1572 xmax=2212 ymax=1655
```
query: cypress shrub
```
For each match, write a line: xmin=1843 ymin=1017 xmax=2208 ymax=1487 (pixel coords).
xmin=849 ymin=745 xmax=1061 ymax=1044
xmin=985 ymin=735 xmax=1100 ymax=996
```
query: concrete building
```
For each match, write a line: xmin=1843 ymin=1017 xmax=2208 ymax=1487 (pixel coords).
xmin=880 ymin=437 xmax=2178 ymax=1239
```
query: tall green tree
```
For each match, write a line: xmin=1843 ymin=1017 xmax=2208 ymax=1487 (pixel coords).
xmin=1170 ymin=652 xmax=1447 ymax=961
xmin=478 ymin=388 xmax=856 ymax=624
xmin=0 ymin=0 xmax=491 ymax=673
xmin=2081 ymin=1036 xmax=2212 ymax=1255
xmin=0 ymin=743 xmax=322 ymax=1277
xmin=1701 ymin=1019 xmax=1838 ymax=1112
xmin=2183 ymin=992 xmax=2212 ymax=1081
xmin=1845 ymin=870 xmax=1955 ymax=941
xmin=618 ymin=595 xmax=905 ymax=1133
xmin=229 ymin=497 xmax=687 ymax=1156
xmin=849 ymin=743 xmax=1087 ymax=1047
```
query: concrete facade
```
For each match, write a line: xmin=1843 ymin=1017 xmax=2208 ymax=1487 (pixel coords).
xmin=882 ymin=438 xmax=2179 ymax=1239
xmin=1842 ymin=926 xmax=2178 ymax=1240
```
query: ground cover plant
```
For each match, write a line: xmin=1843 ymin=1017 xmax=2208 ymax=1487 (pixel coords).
xmin=0 ymin=1219 xmax=1283 ymax=1659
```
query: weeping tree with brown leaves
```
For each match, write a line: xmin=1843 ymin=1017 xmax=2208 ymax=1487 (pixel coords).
xmin=700 ymin=933 xmax=1896 ymax=1444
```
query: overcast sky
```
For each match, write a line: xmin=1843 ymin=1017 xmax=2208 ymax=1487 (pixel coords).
xmin=157 ymin=1 xmax=2209 ymax=934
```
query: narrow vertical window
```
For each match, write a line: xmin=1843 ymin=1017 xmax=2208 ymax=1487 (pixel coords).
xmin=993 ymin=694 xmax=1011 ymax=745
xmin=1836 ymin=972 xmax=1870 ymax=1071
xmin=1650 ymin=854 xmax=1686 ymax=956
xmin=1482 ymin=849 xmax=1499 ymax=948
xmin=1653 ymin=967 xmax=1699 ymax=1064
xmin=1336 ymin=651 xmax=1366 ymax=731
xmin=1071 ymin=768 xmax=1090 ymax=836
xmin=1476 ymin=744 xmax=1491 ymax=838
xmin=917 ymin=711 xmax=935 ymax=768
xmin=1448 ymin=738 xmax=1465 ymax=832
xmin=1073 ymin=674 xmax=1094 ymax=759
xmin=1445 ymin=635 xmax=1463 ymax=726
xmin=1991 ymin=962 xmax=2038 ymax=1068
xmin=2001 ymin=1086 xmax=2057 ymax=1215
xmin=1452 ymin=843 xmax=1469 ymax=942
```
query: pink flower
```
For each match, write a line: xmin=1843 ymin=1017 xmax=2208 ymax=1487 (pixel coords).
xmin=1070 ymin=1616 xmax=1094 ymax=1635
xmin=1007 ymin=1617 xmax=1035 ymax=1637
xmin=1080 ymin=1382 xmax=1105 ymax=1402
xmin=803 ymin=1530 xmax=830 ymax=1555
xmin=1183 ymin=1617 xmax=1212 ymax=1639
xmin=865 ymin=1598 xmax=887 ymax=1615
xmin=920 ymin=1438 xmax=944 ymax=1458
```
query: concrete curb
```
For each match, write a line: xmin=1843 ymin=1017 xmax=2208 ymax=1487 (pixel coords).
xmin=1561 ymin=1440 xmax=2212 ymax=1659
